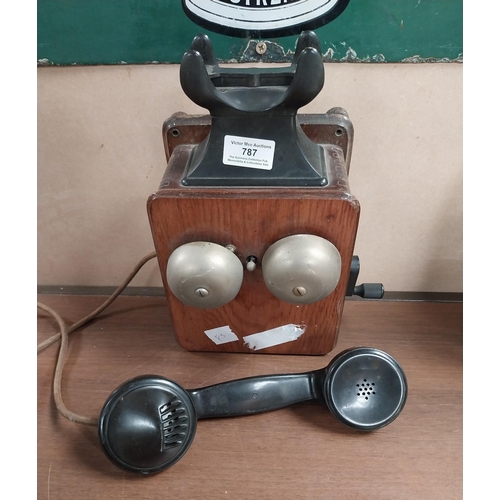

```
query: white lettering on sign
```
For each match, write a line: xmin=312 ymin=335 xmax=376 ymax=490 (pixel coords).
xmin=223 ymin=135 xmax=275 ymax=170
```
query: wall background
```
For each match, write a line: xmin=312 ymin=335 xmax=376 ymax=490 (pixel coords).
xmin=37 ymin=1 xmax=463 ymax=293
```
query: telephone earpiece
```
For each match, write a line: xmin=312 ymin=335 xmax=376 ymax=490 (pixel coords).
xmin=166 ymin=241 xmax=243 ymax=309
xmin=98 ymin=347 xmax=407 ymax=475
xmin=261 ymin=234 xmax=342 ymax=304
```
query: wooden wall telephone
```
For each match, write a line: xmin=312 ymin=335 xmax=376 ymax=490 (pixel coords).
xmin=148 ymin=32 xmax=383 ymax=355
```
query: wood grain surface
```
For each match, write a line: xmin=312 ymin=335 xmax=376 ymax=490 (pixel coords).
xmin=148 ymin=144 xmax=359 ymax=355
xmin=37 ymin=295 xmax=462 ymax=499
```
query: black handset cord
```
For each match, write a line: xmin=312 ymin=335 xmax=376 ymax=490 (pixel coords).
xmin=37 ymin=251 xmax=157 ymax=426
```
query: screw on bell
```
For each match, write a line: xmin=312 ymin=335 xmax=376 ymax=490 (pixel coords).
xmin=292 ymin=286 xmax=307 ymax=297
xmin=195 ymin=287 xmax=209 ymax=298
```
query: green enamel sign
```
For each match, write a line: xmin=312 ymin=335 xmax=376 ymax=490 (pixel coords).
xmin=37 ymin=0 xmax=463 ymax=65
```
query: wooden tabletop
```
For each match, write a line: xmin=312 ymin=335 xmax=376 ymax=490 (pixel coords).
xmin=37 ymin=295 xmax=462 ymax=499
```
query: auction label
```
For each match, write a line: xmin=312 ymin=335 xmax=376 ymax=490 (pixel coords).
xmin=223 ymin=135 xmax=275 ymax=170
